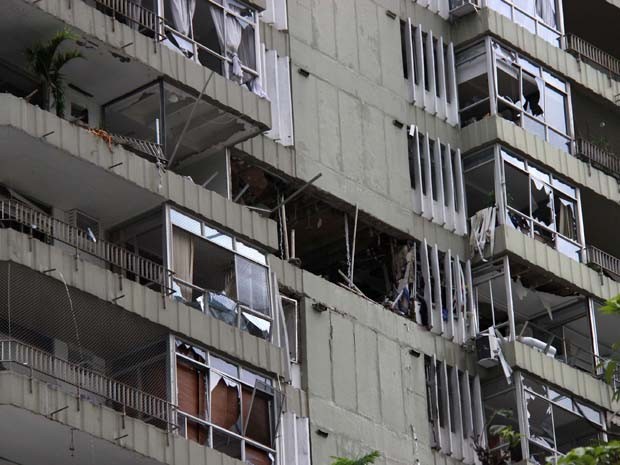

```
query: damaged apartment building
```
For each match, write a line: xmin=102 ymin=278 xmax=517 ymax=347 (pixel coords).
xmin=1 ymin=0 xmax=620 ymax=464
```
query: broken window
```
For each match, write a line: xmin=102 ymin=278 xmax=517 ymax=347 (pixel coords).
xmin=502 ymin=149 xmax=583 ymax=261
xmin=456 ymin=38 xmax=572 ymax=152
xmin=486 ymin=0 xmax=562 ymax=45
xmin=522 ymin=374 xmax=604 ymax=462
xmin=162 ymin=0 xmax=262 ymax=92
xmin=481 ymin=376 xmax=523 ymax=462
xmin=472 ymin=256 xmax=600 ymax=376
xmin=168 ymin=207 xmax=273 ymax=340
xmin=175 ymin=340 xmax=279 ymax=464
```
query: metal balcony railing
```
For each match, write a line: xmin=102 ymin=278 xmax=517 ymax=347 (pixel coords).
xmin=586 ymin=245 xmax=620 ymax=280
xmin=565 ymin=34 xmax=620 ymax=80
xmin=0 ymin=339 xmax=177 ymax=429
xmin=575 ymin=138 xmax=620 ymax=179
xmin=93 ymin=0 xmax=165 ymax=40
xmin=0 ymin=200 xmax=171 ymax=292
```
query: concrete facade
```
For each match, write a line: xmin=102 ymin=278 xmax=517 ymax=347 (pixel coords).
xmin=1 ymin=0 xmax=619 ymax=464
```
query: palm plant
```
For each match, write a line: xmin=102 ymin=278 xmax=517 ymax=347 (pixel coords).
xmin=330 ymin=451 xmax=381 ymax=465
xmin=25 ymin=28 xmax=83 ymax=117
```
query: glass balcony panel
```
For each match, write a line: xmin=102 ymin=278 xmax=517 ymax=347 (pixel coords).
xmin=548 ymin=130 xmax=571 ymax=153
xmin=523 ymin=115 xmax=546 ymax=141
xmin=212 ymin=429 xmax=243 ymax=460
xmin=514 ymin=10 xmax=536 ymax=35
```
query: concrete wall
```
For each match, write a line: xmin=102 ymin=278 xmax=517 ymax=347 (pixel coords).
xmin=280 ymin=0 xmax=467 ymax=255
xmin=268 ymin=252 xmax=478 ymax=465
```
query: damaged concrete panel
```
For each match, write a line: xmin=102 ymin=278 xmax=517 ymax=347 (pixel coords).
xmin=331 ymin=313 xmax=358 ymax=412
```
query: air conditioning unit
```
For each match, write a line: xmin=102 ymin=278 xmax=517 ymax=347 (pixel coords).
xmin=68 ymin=209 xmax=100 ymax=242
xmin=449 ymin=0 xmax=479 ymax=19
xmin=476 ymin=331 xmax=500 ymax=368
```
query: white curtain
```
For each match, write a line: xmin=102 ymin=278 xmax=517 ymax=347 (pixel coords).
xmin=536 ymin=0 xmax=557 ymax=28
xmin=210 ymin=4 xmax=244 ymax=80
xmin=173 ymin=227 xmax=195 ymax=300
xmin=170 ymin=0 xmax=197 ymax=36
xmin=557 ymin=198 xmax=576 ymax=239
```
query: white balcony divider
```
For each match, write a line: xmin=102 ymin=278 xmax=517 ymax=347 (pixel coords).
xmin=403 ymin=20 xmax=459 ymax=126
xmin=409 ymin=128 xmax=468 ymax=235
xmin=263 ymin=48 xmax=294 ymax=147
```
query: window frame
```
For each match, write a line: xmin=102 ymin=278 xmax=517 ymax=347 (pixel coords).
xmin=456 ymin=37 xmax=574 ymax=153
xmin=484 ymin=0 xmax=565 ymax=46
xmin=157 ymin=0 xmax=262 ymax=83
xmin=166 ymin=206 xmax=274 ymax=339
xmin=500 ymin=147 xmax=585 ymax=261
xmin=173 ymin=338 xmax=278 ymax=463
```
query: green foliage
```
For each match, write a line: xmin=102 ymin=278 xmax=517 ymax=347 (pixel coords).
xmin=25 ymin=28 xmax=83 ymax=117
xmin=598 ymin=295 xmax=620 ymax=401
xmin=330 ymin=450 xmax=380 ymax=465
xmin=555 ymin=441 xmax=620 ymax=465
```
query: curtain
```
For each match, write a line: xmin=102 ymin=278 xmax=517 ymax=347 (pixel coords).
xmin=235 ymin=256 xmax=269 ymax=314
xmin=170 ymin=0 xmax=197 ymax=36
xmin=536 ymin=0 xmax=557 ymax=29
xmin=210 ymin=4 xmax=244 ymax=80
xmin=557 ymin=198 xmax=576 ymax=239
xmin=173 ymin=227 xmax=195 ymax=300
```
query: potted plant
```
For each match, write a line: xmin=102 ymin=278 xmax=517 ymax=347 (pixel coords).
xmin=25 ymin=28 xmax=83 ymax=117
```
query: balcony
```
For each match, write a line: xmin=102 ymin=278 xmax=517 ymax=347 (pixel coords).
xmin=585 ymin=245 xmax=620 ymax=282
xmin=87 ymin=0 xmax=266 ymax=95
xmin=0 ymin=199 xmax=171 ymax=295
xmin=0 ymin=338 xmax=175 ymax=430
xmin=563 ymin=0 xmax=620 ymax=82
xmin=575 ymin=138 xmax=620 ymax=180
xmin=0 ymin=0 xmax=270 ymax=175
xmin=565 ymin=34 xmax=620 ymax=81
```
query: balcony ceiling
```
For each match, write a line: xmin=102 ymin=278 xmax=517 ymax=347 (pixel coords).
xmin=0 ymin=126 xmax=163 ymax=229
xmin=564 ymin=0 xmax=620 ymax=60
xmin=0 ymin=0 xmax=159 ymax=105
xmin=0 ymin=405 xmax=163 ymax=465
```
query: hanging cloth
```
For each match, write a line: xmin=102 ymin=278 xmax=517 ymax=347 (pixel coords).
xmin=557 ymin=198 xmax=576 ymax=239
xmin=172 ymin=227 xmax=195 ymax=301
xmin=210 ymin=4 xmax=244 ymax=80
xmin=170 ymin=0 xmax=196 ymax=35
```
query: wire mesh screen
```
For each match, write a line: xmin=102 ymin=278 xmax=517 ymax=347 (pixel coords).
xmin=0 ymin=262 xmax=173 ymax=427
